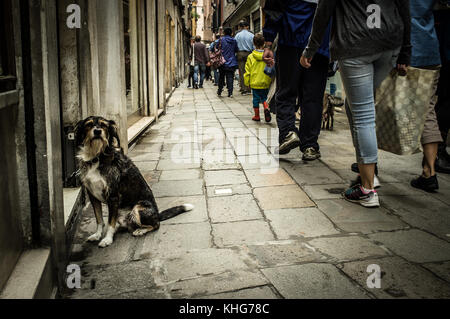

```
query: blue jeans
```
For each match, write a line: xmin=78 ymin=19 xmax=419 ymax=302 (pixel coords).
xmin=339 ymin=48 xmax=400 ymax=164
xmin=213 ymin=69 xmax=219 ymax=85
xmin=194 ymin=64 xmax=206 ymax=86
xmin=252 ymin=89 xmax=269 ymax=108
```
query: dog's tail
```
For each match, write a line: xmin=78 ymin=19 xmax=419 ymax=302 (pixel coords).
xmin=159 ymin=204 xmax=194 ymax=221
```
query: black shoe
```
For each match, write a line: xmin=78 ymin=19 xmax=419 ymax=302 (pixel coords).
xmin=351 ymin=163 xmax=379 ymax=176
xmin=194 ymin=84 xmax=199 ymax=89
xmin=436 ymin=152 xmax=450 ymax=174
xmin=277 ymin=131 xmax=300 ymax=155
xmin=302 ymin=147 xmax=321 ymax=161
xmin=199 ymin=85 xmax=203 ymax=89
xmin=217 ymin=90 xmax=222 ymax=97
xmin=228 ymin=93 xmax=233 ymax=98
xmin=411 ymin=175 xmax=439 ymax=193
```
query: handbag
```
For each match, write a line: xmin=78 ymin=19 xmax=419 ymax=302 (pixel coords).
xmin=375 ymin=67 xmax=439 ymax=155
xmin=210 ymin=39 xmax=226 ymax=69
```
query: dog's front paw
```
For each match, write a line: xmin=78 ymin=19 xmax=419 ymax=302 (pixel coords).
xmin=98 ymin=236 xmax=113 ymax=248
xmin=87 ymin=232 xmax=102 ymax=242
xmin=132 ymin=229 xmax=148 ymax=237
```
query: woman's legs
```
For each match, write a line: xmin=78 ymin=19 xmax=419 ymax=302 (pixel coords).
xmin=340 ymin=49 xmax=399 ymax=191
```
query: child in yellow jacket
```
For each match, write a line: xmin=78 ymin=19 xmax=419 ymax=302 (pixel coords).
xmin=244 ymin=33 xmax=273 ymax=122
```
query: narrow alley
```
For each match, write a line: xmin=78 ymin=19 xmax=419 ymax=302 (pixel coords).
xmin=66 ymin=81 xmax=450 ymax=299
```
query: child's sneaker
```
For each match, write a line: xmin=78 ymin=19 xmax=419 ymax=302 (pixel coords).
xmin=263 ymin=102 xmax=271 ymax=122
xmin=343 ymin=185 xmax=380 ymax=208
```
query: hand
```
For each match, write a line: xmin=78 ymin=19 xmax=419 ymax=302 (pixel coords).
xmin=300 ymin=55 xmax=312 ymax=68
xmin=263 ymin=48 xmax=275 ymax=67
xmin=397 ymin=64 xmax=408 ymax=76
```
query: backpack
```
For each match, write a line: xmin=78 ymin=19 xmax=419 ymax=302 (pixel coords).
xmin=210 ymin=39 xmax=226 ymax=69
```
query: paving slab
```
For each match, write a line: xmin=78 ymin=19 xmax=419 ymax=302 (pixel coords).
xmin=159 ymin=169 xmax=201 ymax=181
xmin=157 ymin=158 xmax=201 ymax=170
xmin=253 ymin=185 xmax=315 ymax=210
xmin=212 ymin=220 xmax=275 ymax=247
xmin=368 ymin=229 xmax=450 ymax=263
xmin=316 ymin=199 xmax=407 ymax=234
xmin=422 ymin=261 xmax=450 ymax=283
xmin=151 ymin=180 xmax=203 ymax=197
xmin=208 ymin=194 xmax=263 ymax=223
xmin=244 ymin=241 xmax=324 ymax=267
xmin=134 ymin=161 xmax=158 ymax=172
xmin=245 ymin=169 xmax=296 ymax=188
xmin=381 ymin=195 xmax=450 ymax=241
xmin=262 ymin=263 xmax=369 ymax=299
xmin=265 ymin=208 xmax=340 ymax=239
xmin=341 ymin=257 xmax=450 ymax=299
xmin=206 ymin=184 xmax=252 ymax=197
xmin=204 ymin=170 xmax=247 ymax=186
xmin=308 ymin=236 xmax=389 ymax=262
xmin=201 ymin=286 xmax=279 ymax=299
xmin=159 ymin=249 xmax=251 ymax=282
xmin=284 ymin=163 xmax=344 ymax=185
xmin=168 ymin=269 xmax=268 ymax=298
xmin=303 ymin=184 xmax=348 ymax=200
xmin=69 ymin=259 xmax=159 ymax=299
xmin=138 ymin=222 xmax=212 ymax=259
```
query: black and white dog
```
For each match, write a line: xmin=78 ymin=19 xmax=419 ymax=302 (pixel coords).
xmin=74 ymin=116 xmax=193 ymax=248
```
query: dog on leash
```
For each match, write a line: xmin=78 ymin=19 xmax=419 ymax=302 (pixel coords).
xmin=74 ymin=116 xmax=193 ymax=248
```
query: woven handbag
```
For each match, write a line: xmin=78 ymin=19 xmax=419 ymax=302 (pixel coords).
xmin=375 ymin=67 xmax=439 ymax=155
xmin=210 ymin=39 xmax=226 ymax=69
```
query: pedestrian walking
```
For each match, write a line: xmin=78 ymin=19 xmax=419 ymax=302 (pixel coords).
xmin=301 ymin=0 xmax=411 ymax=207
xmin=187 ymin=37 xmax=195 ymax=88
xmin=244 ymin=33 xmax=272 ymax=123
xmin=263 ymin=0 xmax=331 ymax=161
xmin=210 ymin=34 xmax=221 ymax=86
xmin=193 ymin=36 xmax=210 ymax=89
xmin=217 ymin=28 xmax=238 ymax=98
xmin=235 ymin=20 xmax=254 ymax=95
xmin=434 ymin=3 xmax=450 ymax=174
xmin=408 ymin=0 xmax=444 ymax=192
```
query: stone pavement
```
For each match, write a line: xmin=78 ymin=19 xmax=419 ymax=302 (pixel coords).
xmin=66 ymin=81 xmax=450 ymax=299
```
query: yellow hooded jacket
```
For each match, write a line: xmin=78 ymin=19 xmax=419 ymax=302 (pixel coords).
xmin=244 ymin=50 xmax=272 ymax=90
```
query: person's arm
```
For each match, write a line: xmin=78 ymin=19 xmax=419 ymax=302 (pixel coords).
xmin=302 ymin=0 xmax=337 ymax=61
xmin=244 ymin=56 xmax=252 ymax=88
xmin=395 ymin=0 xmax=412 ymax=66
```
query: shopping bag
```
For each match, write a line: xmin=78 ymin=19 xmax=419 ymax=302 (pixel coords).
xmin=210 ymin=39 xmax=225 ymax=69
xmin=375 ymin=67 xmax=439 ymax=155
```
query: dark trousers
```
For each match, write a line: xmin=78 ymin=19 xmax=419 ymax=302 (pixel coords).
xmin=188 ymin=65 xmax=195 ymax=87
xmin=218 ymin=66 xmax=236 ymax=95
xmin=237 ymin=51 xmax=251 ymax=93
xmin=276 ymin=44 xmax=328 ymax=151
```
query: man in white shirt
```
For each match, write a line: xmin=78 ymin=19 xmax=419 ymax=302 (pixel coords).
xmin=235 ymin=20 xmax=254 ymax=95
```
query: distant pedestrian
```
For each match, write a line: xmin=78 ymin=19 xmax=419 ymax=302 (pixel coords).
xmin=235 ymin=20 xmax=254 ymax=95
xmin=217 ymin=27 xmax=238 ymax=98
xmin=193 ymin=36 xmax=210 ymax=89
xmin=301 ymin=0 xmax=411 ymax=207
xmin=187 ymin=37 xmax=195 ymax=88
xmin=209 ymin=34 xmax=221 ymax=86
xmin=244 ymin=33 xmax=272 ymax=123
xmin=263 ymin=0 xmax=331 ymax=161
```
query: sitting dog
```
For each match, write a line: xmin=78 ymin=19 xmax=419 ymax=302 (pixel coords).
xmin=74 ymin=116 xmax=193 ymax=247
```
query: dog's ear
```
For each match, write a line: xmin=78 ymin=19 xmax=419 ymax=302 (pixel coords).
xmin=108 ymin=120 xmax=121 ymax=148
xmin=74 ymin=119 xmax=85 ymax=147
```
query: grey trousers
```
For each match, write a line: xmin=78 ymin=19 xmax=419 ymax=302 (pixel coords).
xmin=237 ymin=51 xmax=251 ymax=93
